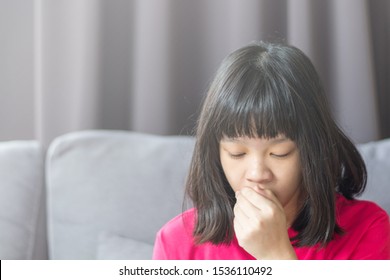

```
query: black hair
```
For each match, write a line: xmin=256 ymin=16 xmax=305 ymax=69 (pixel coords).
xmin=185 ymin=41 xmax=367 ymax=247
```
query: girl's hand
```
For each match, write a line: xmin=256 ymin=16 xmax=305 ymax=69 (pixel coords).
xmin=233 ymin=186 xmax=297 ymax=260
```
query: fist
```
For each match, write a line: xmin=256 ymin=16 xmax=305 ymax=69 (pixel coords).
xmin=233 ymin=186 xmax=296 ymax=259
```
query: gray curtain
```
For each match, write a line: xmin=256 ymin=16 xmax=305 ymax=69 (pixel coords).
xmin=1 ymin=0 xmax=389 ymax=146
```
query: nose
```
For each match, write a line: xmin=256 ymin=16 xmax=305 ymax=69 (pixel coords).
xmin=246 ymin=159 xmax=273 ymax=185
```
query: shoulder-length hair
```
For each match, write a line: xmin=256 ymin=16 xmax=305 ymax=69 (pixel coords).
xmin=185 ymin=41 xmax=367 ymax=247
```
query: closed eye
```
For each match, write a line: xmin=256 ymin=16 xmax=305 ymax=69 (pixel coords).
xmin=229 ymin=153 xmax=246 ymax=159
xmin=270 ymin=152 xmax=290 ymax=158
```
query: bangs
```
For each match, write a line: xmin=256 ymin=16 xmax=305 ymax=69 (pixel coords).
xmin=214 ymin=68 xmax=299 ymax=141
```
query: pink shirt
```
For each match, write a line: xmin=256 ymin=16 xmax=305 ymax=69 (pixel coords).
xmin=153 ymin=195 xmax=390 ymax=259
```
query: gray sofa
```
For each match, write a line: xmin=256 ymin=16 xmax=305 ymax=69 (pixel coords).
xmin=0 ymin=130 xmax=389 ymax=260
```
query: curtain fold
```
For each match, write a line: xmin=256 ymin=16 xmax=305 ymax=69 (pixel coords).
xmin=327 ymin=0 xmax=379 ymax=142
xmin=6 ymin=0 xmax=385 ymax=146
xmin=36 ymin=0 xmax=103 ymax=146
xmin=369 ymin=0 xmax=390 ymax=139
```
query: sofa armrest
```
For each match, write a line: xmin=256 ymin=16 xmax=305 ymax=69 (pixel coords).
xmin=0 ymin=140 xmax=46 ymax=259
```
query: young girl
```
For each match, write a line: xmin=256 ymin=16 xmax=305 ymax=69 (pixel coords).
xmin=152 ymin=41 xmax=390 ymax=260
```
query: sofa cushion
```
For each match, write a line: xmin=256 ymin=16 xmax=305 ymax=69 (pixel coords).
xmin=96 ymin=231 xmax=154 ymax=260
xmin=46 ymin=130 xmax=195 ymax=259
xmin=0 ymin=141 xmax=45 ymax=259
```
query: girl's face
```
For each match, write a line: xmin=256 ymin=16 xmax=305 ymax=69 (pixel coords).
xmin=219 ymin=135 xmax=303 ymax=217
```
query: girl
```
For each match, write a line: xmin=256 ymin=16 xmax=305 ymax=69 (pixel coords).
xmin=153 ymin=41 xmax=390 ymax=259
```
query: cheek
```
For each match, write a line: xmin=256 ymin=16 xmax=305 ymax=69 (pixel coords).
xmin=272 ymin=161 xmax=303 ymax=202
xmin=220 ymin=157 xmax=242 ymax=192
xmin=279 ymin=164 xmax=302 ymax=185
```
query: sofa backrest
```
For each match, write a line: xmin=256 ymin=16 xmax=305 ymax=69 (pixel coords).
xmin=46 ymin=130 xmax=195 ymax=259
xmin=45 ymin=130 xmax=390 ymax=259
xmin=357 ymin=138 xmax=390 ymax=213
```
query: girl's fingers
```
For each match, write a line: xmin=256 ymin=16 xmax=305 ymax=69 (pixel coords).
xmin=234 ymin=190 xmax=261 ymax=219
xmin=239 ymin=186 xmax=284 ymax=213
